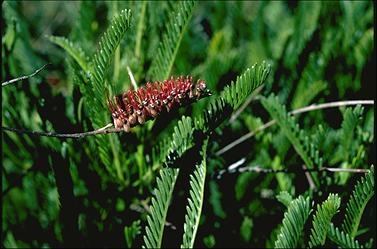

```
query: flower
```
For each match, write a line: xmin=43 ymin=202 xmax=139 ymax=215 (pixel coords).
xmin=108 ymin=76 xmax=211 ymax=132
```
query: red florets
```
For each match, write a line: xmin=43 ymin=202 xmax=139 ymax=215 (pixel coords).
xmin=107 ymin=76 xmax=211 ymax=132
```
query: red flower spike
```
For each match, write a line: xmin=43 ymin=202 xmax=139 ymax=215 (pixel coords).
xmin=107 ymin=76 xmax=211 ymax=132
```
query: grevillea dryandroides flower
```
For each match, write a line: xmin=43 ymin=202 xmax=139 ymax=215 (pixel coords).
xmin=107 ymin=76 xmax=211 ymax=132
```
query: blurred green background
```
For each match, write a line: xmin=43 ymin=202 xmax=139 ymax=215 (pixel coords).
xmin=2 ymin=1 xmax=375 ymax=248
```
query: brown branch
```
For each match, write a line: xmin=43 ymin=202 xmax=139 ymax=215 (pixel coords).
xmin=2 ymin=63 xmax=50 ymax=87
xmin=215 ymin=99 xmax=374 ymax=156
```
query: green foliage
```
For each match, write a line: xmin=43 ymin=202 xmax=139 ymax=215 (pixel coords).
xmin=221 ymin=62 xmax=270 ymax=110
xmin=48 ymin=36 xmax=89 ymax=72
xmin=143 ymin=168 xmax=179 ymax=248
xmin=240 ymin=216 xmax=253 ymax=242
xmin=331 ymin=106 xmax=368 ymax=184
xmin=203 ymin=234 xmax=216 ymax=248
xmin=273 ymin=166 xmax=375 ymax=248
xmin=354 ymin=28 xmax=373 ymax=71
xmin=328 ymin=223 xmax=364 ymax=249
xmin=48 ymin=8 xmax=132 ymax=182
xmin=209 ymin=181 xmax=226 ymax=219
xmin=276 ymin=191 xmax=293 ymax=208
xmin=145 ymin=116 xmax=203 ymax=248
xmin=152 ymin=116 xmax=194 ymax=167
xmin=272 ymin=156 xmax=293 ymax=193
xmin=309 ymin=194 xmax=341 ymax=247
xmin=70 ymin=1 xmax=97 ymax=53
xmin=145 ymin=61 xmax=269 ymax=248
xmin=124 ymin=220 xmax=141 ymax=248
xmin=340 ymin=106 xmax=364 ymax=162
xmin=181 ymin=140 xmax=208 ymax=248
xmin=284 ymin=1 xmax=321 ymax=69
xmin=261 ymin=94 xmax=322 ymax=186
xmin=234 ymin=172 xmax=252 ymax=201
xmin=274 ymin=196 xmax=311 ymax=248
xmin=148 ymin=1 xmax=196 ymax=80
xmin=342 ymin=166 xmax=375 ymax=238
xmin=88 ymin=9 xmax=132 ymax=126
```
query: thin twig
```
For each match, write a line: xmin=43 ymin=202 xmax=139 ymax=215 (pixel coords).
xmin=215 ymin=120 xmax=275 ymax=156
xmin=2 ymin=126 xmax=123 ymax=139
xmin=2 ymin=63 xmax=50 ymax=87
xmin=215 ymin=99 xmax=374 ymax=156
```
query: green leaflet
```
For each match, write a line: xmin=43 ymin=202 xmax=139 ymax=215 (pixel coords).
xmin=181 ymin=139 xmax=208 ymax=248
xmin=143 ymin=168 xmax=179 ymax=248
xmin=220 ymin=61 xmax=271 ymax=110
xmin=341 ymin=166 xmax=375 ymax=237
xmin=328 ymin=223 xmax=364 ymax=249
xmin=274 ymin=196 xmax=311 ymax=248
xmin=309 ymin=194 xmax=341 ymax=247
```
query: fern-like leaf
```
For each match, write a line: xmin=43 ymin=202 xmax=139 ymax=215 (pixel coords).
xmin=261 ymin=94 xmax=322 ymax=187
xmin=181 ymin=139 xmax=208 ymax=248
xmin=309 ymin=193 xmax=341 ymax=247
xmin=274 ymin=196 xmax=311 ymax=248
xmin=341 ymin=165 xmax=374 ymax=237
xmin=148 ymin=1 xmax=195 ymax=80
xmin=171 ymin=116 xmax=194 ymax=156
xmin=89 ymin=8 xmax=132 ymax=127
xmin=221 ymin=61 xmax=271 ymax=110
xmin=328 ymin=223 xmax=364 ymax=249
xmin=144 ymin=116 xmax=196 ymax=248
xmin=194 ymin=62 xmax=270 ymax=133
xmin=49 ymin=36 xmax=90 ymax=71
xmin=143 ymin=168 xmax=179 ymax=248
